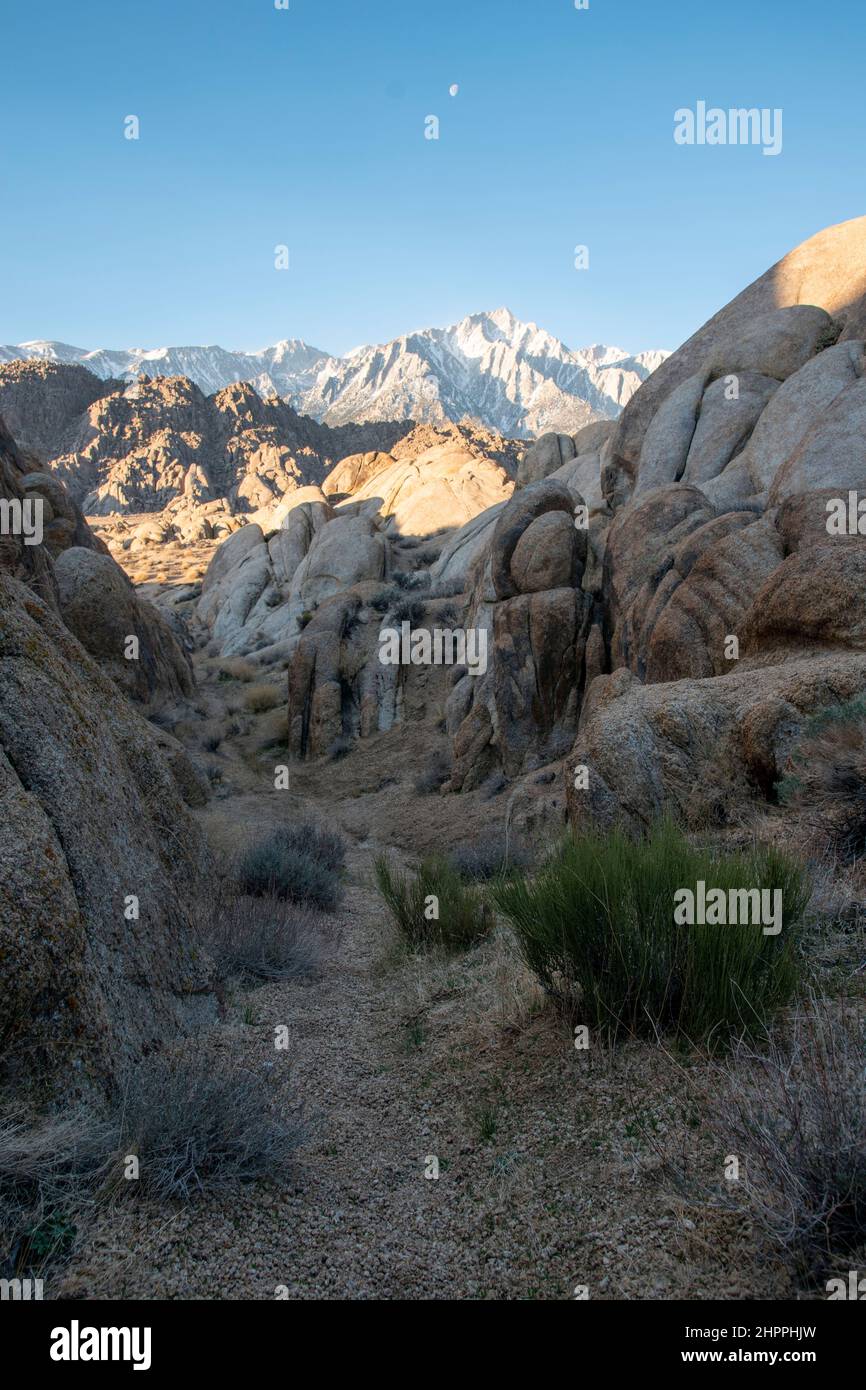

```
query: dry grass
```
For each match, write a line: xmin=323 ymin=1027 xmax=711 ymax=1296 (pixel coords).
xmin=218 ymin=657 xmax=258 ymax=682
xmin=198 ymin=891 xmax=322 ymax=982
xmin=245 ymin=684 xmax=283 ymax=713
xmin=707 ymin=999 xmax=866 ymax=1284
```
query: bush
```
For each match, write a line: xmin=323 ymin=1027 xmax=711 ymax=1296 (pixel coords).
xmin=374 ymin=853 xmax=492 ymax=951
xmin=492 ymin=820 xmax=807 ymax=1046
xmin=235 ymin=822 xmax=346 ymax=911
xmin=413 ymin=751 xmax=451 ymax=794
xmin=0 ymin=1111 xmax=115 ymax=1270
xmin=218 ymin=658 xmax=257 ymax=682
xmin=711 ymin=1004 xmax=866 ymax=1281
xmin=369 ymin=586 xmax=399 ymax=614
xmin=118 ymin=1053 xmax=304 ymax=1201
xmin=392 ymin=570 xmax=429 ymax=591
xmin=245 ymin=684 xmax=282 ymax=713
xmin=200 ymin=893 xmax=321 ymax=982
xmin=393 ymin=597 xmax=426 ymax=626
xmin=448 ymin=835 xmax=527 ymax=883
xmin=778 ymin=697 xmax=866 ymax=860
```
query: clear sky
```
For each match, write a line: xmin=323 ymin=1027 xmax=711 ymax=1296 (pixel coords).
xmin=1 ymin=0 xmax=863 ymax=357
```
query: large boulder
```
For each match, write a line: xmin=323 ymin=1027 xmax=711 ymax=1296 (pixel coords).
xmin=289 ymin=513 xmax=386 ymax=610
xmin=566 ymin=654 xmax=866 ymax=834
xmin=489 ymin=478 xmax=585 ymax=601
xmin=611 ymin=216 xmax=866 ymax=477
xmin=54 ymin=546 xmax=194 ymax=702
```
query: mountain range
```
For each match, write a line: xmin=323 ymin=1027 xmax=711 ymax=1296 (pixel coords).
xmin=0 ymin=309 xmax=667 ymax=438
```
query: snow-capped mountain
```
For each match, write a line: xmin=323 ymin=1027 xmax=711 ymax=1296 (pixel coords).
xmin=0 ymin=338 xmax=330 ymax=403
xmin=1 ymin=310 xmax=668 ymax=438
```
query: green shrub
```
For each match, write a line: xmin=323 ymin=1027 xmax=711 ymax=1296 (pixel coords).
xmin=492 ymin=820 xmax=807 ymax=1046
xmin=374 ymin=853 xmax=492 ymax=951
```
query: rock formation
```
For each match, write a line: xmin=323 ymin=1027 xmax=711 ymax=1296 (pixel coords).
xmin=0 ymin=413 xmax=215 ymax=1099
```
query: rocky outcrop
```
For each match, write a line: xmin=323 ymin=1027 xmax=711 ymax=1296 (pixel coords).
xmin=0 ymin=411 xmax=215 ymax=1099
xmin=447 ymin=479 xmax=594 ymax=790
xmin=609 ymin=216 xmax=866 ymax=481
xmin=566 ymin=655 xmax=866 ymax=834
xmin=557 ymin=215 xmax=866 ymax=833
xmin=53 ymin=547 xmax=195 ymax=702
xmin=0 ymin=572 xmax=215 ymax=1097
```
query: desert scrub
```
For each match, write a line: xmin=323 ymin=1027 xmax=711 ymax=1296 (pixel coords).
xmin=778 ymin=696 xmax=866 ymax=860
xmin=413 ymin=750 xmax=451 ymax=794
xmin=244 ymin=683 xmax=282 ymax=713
xmin=710 ymin=1002 xmax=866 ymax=1283
xmin=217 ymin=657 xmax=257 ymax=683
xmin=235 ymin=822 xmax=346 ymax=911
xmin=392 ymin=597 xmax=426 ymax=626
xmin=117 ymin=1052 xmax=304 ymax=1200
xmin=199 ymin=892 xmax=321 ymax=982
xmin=374 ymin=853 xmax=492 ymax=951
xmin=448 ymin=834 xmax=527 ymax=883
xmin=0 ymin=1110 xmax=115 ymax=1272
xmin=492 ymin=819 xmax=807 ymax=1046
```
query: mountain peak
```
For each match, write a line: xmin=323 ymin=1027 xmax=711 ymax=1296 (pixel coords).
xmin=1 ymin=316 xmax=668 ymax=439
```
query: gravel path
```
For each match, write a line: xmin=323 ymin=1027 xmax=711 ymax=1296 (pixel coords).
xmin=57 ymin=680 xmax=786 ymax=1301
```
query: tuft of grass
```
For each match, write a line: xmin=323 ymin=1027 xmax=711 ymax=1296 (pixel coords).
xmin=413 ymin=751 xmax=451 ymax=795
xmin=710 ymin=1002 xmax=866 ymax=1282
xmin=118 ymin=1052 xmax=304 ymax=1201
xmin=492 ymin=819 xmax=807 ymax=1047
xmin=448 ymin=835 xmax=527 ymax=883
xmin=374 ymin=853 xmax=492 ymax=952
xmin=235 ymin=822 xmax=346 ymax=911
xmin=474 ymin=1103 xmax=499 ymax=1144
xmin=245 ymin=684 xmax=282 ymax=713
xmin=218 ymin=657 xmax=257 ymax=683
xmin=778 ymin=696 xmax=866 ymax=860
xmin=199 ymin=892 xmax=321 ymax=982
xmin=393 ymin=597 xmax=426 ymax=626
xmin=0 ymin=1111 xmax=115 ymax=1272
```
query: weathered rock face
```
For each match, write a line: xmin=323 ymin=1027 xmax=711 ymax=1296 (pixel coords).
xmin=344 ymin=444 xmax=511 ymax=537
xmin=447 ymin=479 xmax=594 ymax=790
xmin=566 ymin=655 xmax=866 ymax=835
xmin=0 ymin=359 xmax=118 ymax=461
xmin=609 ymin=215 xmax=866 ymax=480
xmin=559 ymin=215 xmax=866 ymax=833
xmin=0 ymin=411 xmax=216 ymax=1099
xmin=516 ymin=421 xmax=614 ymax=490
xmin=53 ymin=547 xmax=195 ymax=702
xmin=0 ymin=573 xmax=215 ymax=1097
xmin=0 ymin=417 xmax=59 ymax=610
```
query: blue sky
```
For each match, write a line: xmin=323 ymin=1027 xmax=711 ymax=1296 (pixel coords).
xmin=1 ymin=0 xmax=863 ymax=357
